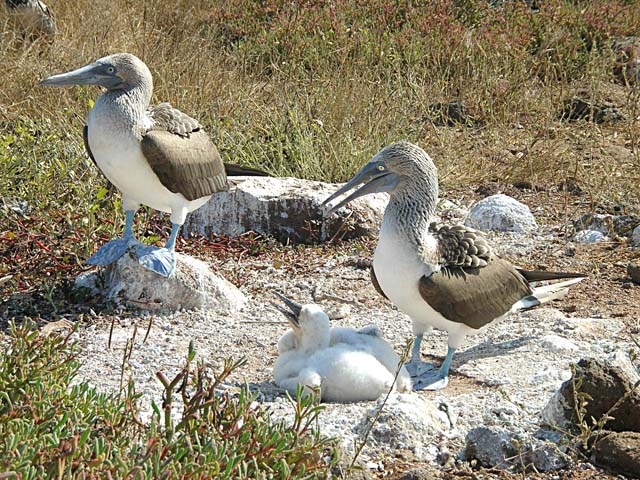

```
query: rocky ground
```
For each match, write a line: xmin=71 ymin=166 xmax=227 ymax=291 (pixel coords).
xmin=3 ymin=181 xmax=639 ymax=479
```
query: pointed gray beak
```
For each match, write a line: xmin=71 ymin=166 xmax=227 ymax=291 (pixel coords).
xmin=272 ymin=291 xmax=303 ymax=328
xmin=40 ymin=62 xmax=122 ymax=89
xmin=322 ymin=161 xmax=398 ymax=217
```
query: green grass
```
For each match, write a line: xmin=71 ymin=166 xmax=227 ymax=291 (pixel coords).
xmin=0 ymin=323 xmax=335 ymax=479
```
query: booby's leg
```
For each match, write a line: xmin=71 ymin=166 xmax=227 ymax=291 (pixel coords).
xmin=412 ymin=346 xmax=455 ymax=391
xmin=87 ymin=210 xmax=144 ymax=266
xmin=137 ymin=222 xmax=180 ymax=277
xmin=405 ymin=334 xmax=436 ymax=378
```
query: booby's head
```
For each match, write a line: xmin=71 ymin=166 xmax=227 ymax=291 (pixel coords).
xmin=322 ymin=141 xmax=438 ymax=216
xmin=273 ymin=292 xmax=330 ymax=352
xmin=40 ymin=53 xmax=152 ymax=92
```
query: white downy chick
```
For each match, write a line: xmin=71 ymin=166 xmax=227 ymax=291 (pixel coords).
xmin=272 ymin=293 xmax=411 ymax=402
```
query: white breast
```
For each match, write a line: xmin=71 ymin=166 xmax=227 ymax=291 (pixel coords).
xmin=87 ymin=108 xmax=210 ymax=224
xmin=373 ymin=219 xmax=478 ymax=346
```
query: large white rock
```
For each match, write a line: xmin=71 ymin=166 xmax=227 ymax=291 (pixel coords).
xmin=183 ymin=177 xmax=389 ymax=244
xmin=465 ymin=194 xmax=537 ymax=233
xmin=76 ymin=253 xmax=247 ymax=313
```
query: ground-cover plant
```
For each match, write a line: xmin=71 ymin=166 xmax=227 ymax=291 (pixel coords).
xmin=0 ymin=322 xmax=335 ymax=479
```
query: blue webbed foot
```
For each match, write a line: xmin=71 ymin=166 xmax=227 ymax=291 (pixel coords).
xmin=412 ymin=371 xmax=449 ymax=391
xmin=405 ymin=359 xmax=437 ymax=378
xmin=87 ymin=237 xmax=144 ymax=266
xmin=137 ymin=246 xmax=177 ymax=277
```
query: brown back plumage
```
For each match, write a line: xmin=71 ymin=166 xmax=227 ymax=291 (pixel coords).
xmin=141 ymin=103 xmax=228 ymax=201
xmin=418 ymin=257 xmax=532 ymax=329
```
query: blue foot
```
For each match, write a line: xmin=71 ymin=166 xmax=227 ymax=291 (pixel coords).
xmin=137 ymin=246 xmax=177 ymax=278
xmin=412 ymin=371 xmax=449 ymax=391
xmin=87 ymin=237 xmax=144 ymax=266
xmin=406 ymin=359 xmax=436 ymax=378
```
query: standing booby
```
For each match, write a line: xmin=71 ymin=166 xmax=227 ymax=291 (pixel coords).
xmin=273 ymin=293 xmax=412 ymax=402
xmin=40 ymin=53 xmax=266 ymax=277
xmin=5 ymin=0 xmax=56 ymax=38
xmin=322 ymin=141 xmax=584 ymax=390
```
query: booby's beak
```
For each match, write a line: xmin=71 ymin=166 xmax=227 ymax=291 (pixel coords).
xmin=40 ymin=62 xmax=123 ymax=89
xmin=272 ymin=291 xmax=303 ymax=329
xmin=322 ymin=160 xmax=399 ymax=217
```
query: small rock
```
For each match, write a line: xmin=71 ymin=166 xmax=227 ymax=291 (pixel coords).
xmin=465 ymin=194 xmax=538 ymax=233
xmin=542 ymin=355 xmax=640 ymax=433
xmin=631 ymin=225 xmax=640 ymax=247
xmin=572 ymin=213 xmax=640 ymax=238
xmin=592 ymin=431 xmax=640 ymax=477
xmin=426 ymin=100 xmax=484 ymax=128
xmin=356 ymin=393 xmax=449 ymax=450
xmin=397 ymin=467 xmax=438 ymax=480
xmin=628 ymin=264 xmax=640 ymax=285
xmin=183 ymin=177 xmax=388 ymax=244
xmin=573 ymin=230 xmax=607 ymax=244
xmin=75 ymin=252 xmax=247 ymax=313
xmin=539 ymin=335 xmax=578 ymax=352
xmin=559 ymin=96 xmax=625 ymax=124
xmin=1 ymin=197 xmax=31 ymax=217
xmin=463 ymin=426 xmax=570 ymax=471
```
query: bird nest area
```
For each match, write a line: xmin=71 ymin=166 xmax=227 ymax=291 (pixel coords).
xmin=1 ymin=186 xmax=639 ymax=480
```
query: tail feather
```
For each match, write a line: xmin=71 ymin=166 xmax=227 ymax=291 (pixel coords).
xmin=223 ymin=162 xmax=269 ymax=177
xmin=512 ymin=277 xmax=585 ymax=311
xmin=516 ymin=268 xmax=584 ymax=282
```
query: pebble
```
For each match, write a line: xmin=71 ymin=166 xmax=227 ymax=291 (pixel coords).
xmin=573 ymin=229 xmax=607 ymax=243
xmin=465 ymin=194 xmax=538 ymax=233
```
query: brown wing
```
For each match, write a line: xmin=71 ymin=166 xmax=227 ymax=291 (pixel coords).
xmin=141 ymin=104 xmax=228 ymax=201
xmin=418 ymin=257 xmax=532 ymax=329
xmin=431 ymin=223 xmax=492 ymax=268
xmin=370 ymin=266 xmax=388 ymax=300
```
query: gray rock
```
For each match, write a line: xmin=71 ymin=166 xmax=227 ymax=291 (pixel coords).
xmin=572 ymin=213 xmax=640 ymax=238
xmin=542 ymin=354 xmax=640 ymax=433
xmin=539 ymin=334 xmax=578 ymax=352
xmin=573 ymin=230 xmax=607 ymax=244
xmin=628 ymin=264 xmax=640 ymax=285
xmin=397 ymin=467 xmax=438 ymax=480
xmin=355 ymin=393 xmax=449 ymax=451
xmin=632 ymin=225 xmax=640 ymax=247
xmin=183 ymin=177 xmax=388 ymax=244
xmin=592 ymin=431 xmax=640 ymax=477
xmin=465 ymin=194 xmax=538 ymax=233
xmin=1 ymin=197 xmax=31 ymax=217
xmin=75 ymin=252 xmax=247 ymax=313
xmin=560 ymin=96 xmax=625 ymax=124
xmin=463 ymin=426 xmax=571 ymax=472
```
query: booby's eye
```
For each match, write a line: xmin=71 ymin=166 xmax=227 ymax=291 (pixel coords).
xmin=106 ymin=66 xmax=115 ymax=74
xmin=377 ymin=165 xmax=385 ymax=171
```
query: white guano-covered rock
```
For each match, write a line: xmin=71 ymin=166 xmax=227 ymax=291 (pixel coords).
xmin=573 ymin=229 xmax=607 ymax=244
xmin=355 ymin=393 xmax=449 ymax=450
xmin=183 ymin=177 xmax=388 ymax=244
xmin=75 ymin=253 xmax=247 ymax=313
xmin=465 ymin=194 xmax=537 ymax=233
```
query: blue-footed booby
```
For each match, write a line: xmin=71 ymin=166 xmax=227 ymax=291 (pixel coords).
xmin=5 ymin=0 xmax=56 ymax=38
xmin=322 ymin=141 xmax=584 ymax=390
xmin=273 ymin=293 xmax=412 ymax=402
xmin=40 ymin=53 xmax=266 ymax=277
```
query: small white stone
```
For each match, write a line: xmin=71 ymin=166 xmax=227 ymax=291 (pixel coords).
xmin=539 ymin=334 xmax=578 ymax=352
xmin=573 ymin=229 xmax=607 ymax=244
xmin=465 ymin=194 xmax=538 ymax=233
